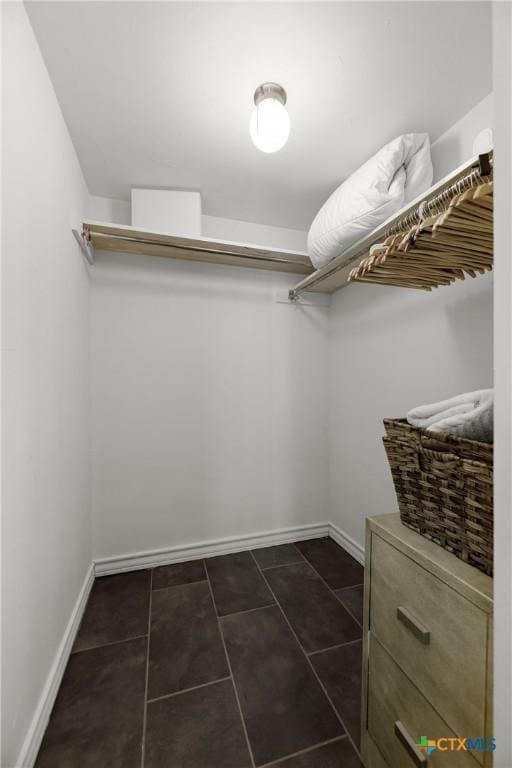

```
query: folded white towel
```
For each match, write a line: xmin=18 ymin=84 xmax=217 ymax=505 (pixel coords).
xmin=410 ymin=402 xmax=475 ymax=429
xmin=408 ymin=389 xmax=490 ymax=422
xmin=407 ymin=389 xmax=493 ymax=443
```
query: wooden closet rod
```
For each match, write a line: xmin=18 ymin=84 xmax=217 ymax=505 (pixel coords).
xmin=75 ymin=221 xmax=313 ymax=275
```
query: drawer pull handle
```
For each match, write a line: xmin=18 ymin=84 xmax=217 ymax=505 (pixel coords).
xmin=397 ymin=606 xmax=431 ymax=645
xmin=394 ymin=720 xmax=428 ymax=766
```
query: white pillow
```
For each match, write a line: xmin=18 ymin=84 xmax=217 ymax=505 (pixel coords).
xmin=307 ymin=133 xmax=433 ymax=269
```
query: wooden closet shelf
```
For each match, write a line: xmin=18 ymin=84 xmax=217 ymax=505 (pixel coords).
xmin=79 ymin=221 xmax=314 ymax=275
xmin=289 ymin=151 xmax=493 ymax=300
xmin=76 ymin=153 xmax=491 ymax=291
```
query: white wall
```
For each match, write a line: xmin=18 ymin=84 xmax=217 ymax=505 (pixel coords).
xmin=89 ymin=187 xmax=312 ymax=563
xmin=431 ymin=93 xmax=493 ymax=179
xmin=2 ymin=4 xmax=92 ymax=766
xmin=91 ymin=256 xmax=328 ymax=560
xmin=328 ymin=94 xmax=494 ymax=549
xmin=88 ymin=194 xmax=131 ymax=226
xmin=88 ymin=195 xmax=308 ymax=252
xmin=202 ymin=215 xmax=307 ymax=252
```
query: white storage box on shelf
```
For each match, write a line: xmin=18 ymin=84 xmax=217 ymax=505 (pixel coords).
xmin=131 ymin=188 xmax=202 ymax=237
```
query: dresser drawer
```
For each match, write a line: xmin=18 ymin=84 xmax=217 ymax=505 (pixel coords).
xmin=368 ymin=634 xmax=479 ymax=768
xmin=370 ymin=534 xmax=488 ymax=739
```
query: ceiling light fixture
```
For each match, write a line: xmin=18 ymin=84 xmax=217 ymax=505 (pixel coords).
xmin=250 ymin=82 xmax=290 ymax=154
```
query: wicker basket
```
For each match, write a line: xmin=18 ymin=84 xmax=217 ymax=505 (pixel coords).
xmin=383 ymin=418 xmax=493 ymax=576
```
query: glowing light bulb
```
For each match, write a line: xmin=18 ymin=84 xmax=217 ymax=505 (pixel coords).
xmin=250 ymin=83 xmax=290 ymax=154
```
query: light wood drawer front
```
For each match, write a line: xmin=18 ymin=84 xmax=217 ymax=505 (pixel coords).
xmin=371 ymin=534 xmax=487 ymax=738
xmin=368 ymin=635 xmax=479 ymax=768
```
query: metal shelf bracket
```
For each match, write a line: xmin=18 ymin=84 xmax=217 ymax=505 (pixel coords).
xmin=72 ymin=228 xmax=95 ymax=265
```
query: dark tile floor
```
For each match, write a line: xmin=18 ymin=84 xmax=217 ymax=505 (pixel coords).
xmin=35 ymin=538 xmax=364 ymax=768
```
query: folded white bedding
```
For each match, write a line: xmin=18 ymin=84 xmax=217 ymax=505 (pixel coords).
xmin=307 ymin=133 xmax=433 ymax=269
xmin=407 ymin=389 xmax=493 ymax=443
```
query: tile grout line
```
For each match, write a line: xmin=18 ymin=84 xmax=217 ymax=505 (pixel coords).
xmin=258 ymin=734 xmax=348 ymax=768
xmin=140 ymin=569 xmax=153 ymax=768
xmin=147 ymin=675 xmax=232 ymax=704
xmin=333 ymin=584 xmax=365 ymax=630
xmin=250 ymin=551 xmax=363 ymax=764
xmin=297 ymin=551 xmax=364 ymax=631
xmin=204 ymin=559 xmax=257 ymax=768
xmin=71 ymin=633 xmax=149 ymax=655
xmin=307 ymin=637 xmax=363 ymax=658
xmin=254 ymin=543 xmax=307 ymax=571
xmin=290 ymin=548 xmax=364 ymax=757
xmin=218 ymin=602 xmax=277 ymax=619
xmin=151 ymin=578 xmax=207 ymax=592
xmin=334 ymin=594 xmax=363 ymax=630
xmin=260 ymin=559 xmax=306 ymax=572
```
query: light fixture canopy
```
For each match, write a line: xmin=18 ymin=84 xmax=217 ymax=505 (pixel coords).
xmin=250 ymin=82 xmax=290 ymax=154
xmin=253 ymin=82 xmax=287 ymax=108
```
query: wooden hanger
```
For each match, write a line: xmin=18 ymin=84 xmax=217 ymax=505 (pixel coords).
xmin=349 ymin=179 xmax=493 ymax=289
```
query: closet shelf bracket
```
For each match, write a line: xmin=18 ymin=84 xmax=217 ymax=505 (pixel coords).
xmin=72 ymin=228 xmax=95 ymax=265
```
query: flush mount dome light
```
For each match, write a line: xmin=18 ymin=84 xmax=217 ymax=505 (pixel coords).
xmin=250 ymin=82 xmax=290 ymax=154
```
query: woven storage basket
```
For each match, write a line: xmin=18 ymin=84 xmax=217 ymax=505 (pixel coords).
xmin=383 ymin=418 xmax=493 ymax=576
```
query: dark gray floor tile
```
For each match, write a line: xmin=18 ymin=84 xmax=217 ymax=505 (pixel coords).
xmin=252 ymin=543 xmax=303 ymax=569
xmin=273 ymin=738 xmax=362 ymax=767
xmin=152 ymin=559 xmax=205 ymax=590
xmin=73 ymin=570 xmax=151 ymax=652
xmin=145 ymin=678 xmax=251 ymax=768
xmin=206 ymin=551 xmax=274 ymax=616
xmin=148 ymin=581 xmax=229 ymax=699
xmin=265 ymin=562 xmax=361 ymax=653
xmin=310 ymin=641 xmax=363 ymax=747
xmin=35 ymin=637 xmax=147 ymax=768
xmin=295 ymin=538 xmax=364 ymax=589
xmin=221 ymin=606 xmax=343 ymax=766
xmin=335 ymin=586 xmax=364 ymax=626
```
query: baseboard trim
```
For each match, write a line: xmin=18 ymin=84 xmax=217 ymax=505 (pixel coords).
xmin=15 ymin=563 xmax=95 ymax=768
xmin=328 ymin=522 xmax=365 ymax=566
xmin=94 ymin=522 xmax=330 ymax=575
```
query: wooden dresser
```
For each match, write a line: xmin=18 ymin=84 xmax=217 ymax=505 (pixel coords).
xmin=361 ymin=514 xmax=493 ymax=768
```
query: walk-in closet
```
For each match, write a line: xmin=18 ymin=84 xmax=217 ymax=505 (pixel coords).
xmin=3 ymin=2 xmax=512 ymax=768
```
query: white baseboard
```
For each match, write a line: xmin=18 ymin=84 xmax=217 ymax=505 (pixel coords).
xmin=94 ymin=522 xmax=330 ymax=575
xmin=328 ymin=521 xmax=365 ymax=566
xmin=15 ymin=564 xmax=95 ymax=768
xmin=95 ymin=521 xmax=366 ymax=576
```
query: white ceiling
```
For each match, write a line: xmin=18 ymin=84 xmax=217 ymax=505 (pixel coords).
xmin=26 ymin=2 xmax=492 ymax=230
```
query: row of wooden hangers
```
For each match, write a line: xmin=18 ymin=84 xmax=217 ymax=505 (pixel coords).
xmin=348 ymin=176 xmax=493 ymax=290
